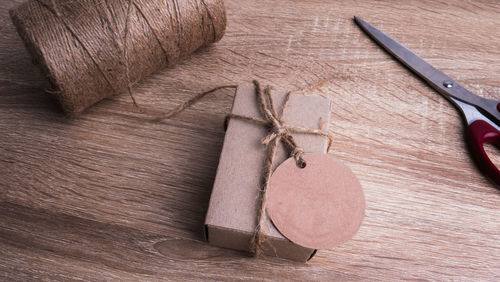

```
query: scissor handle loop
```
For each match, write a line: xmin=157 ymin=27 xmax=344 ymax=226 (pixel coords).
xmin=466 ymin=120 xmax=500 ymax=188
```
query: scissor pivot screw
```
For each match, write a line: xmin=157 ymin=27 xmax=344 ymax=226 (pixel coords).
xmin=443 ymin=81 xmax=454 ymax=88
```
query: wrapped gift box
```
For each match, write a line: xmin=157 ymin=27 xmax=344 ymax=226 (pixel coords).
xmin=205 ymin=83 xmax=331 ymax=262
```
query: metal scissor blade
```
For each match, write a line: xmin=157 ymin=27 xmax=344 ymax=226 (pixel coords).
xmin=354 ymin=16 xmax=500 ymax=123
xmin=452 ymin=97 xmax=500 ymax=131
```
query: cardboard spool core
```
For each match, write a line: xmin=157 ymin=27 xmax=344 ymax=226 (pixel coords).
xmin=266 ymin=153 xmax=365 ymax=249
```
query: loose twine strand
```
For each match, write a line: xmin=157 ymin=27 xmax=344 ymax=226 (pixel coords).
xmin=158 ymin=80 xmax=333 ymax=257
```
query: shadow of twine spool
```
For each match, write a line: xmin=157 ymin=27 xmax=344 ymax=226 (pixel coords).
xmin=10 ymin=0 xmax=226 ymax=114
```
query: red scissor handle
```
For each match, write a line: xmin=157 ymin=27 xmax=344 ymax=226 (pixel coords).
xmin=466 ymin=120 xmax=500 ymax=187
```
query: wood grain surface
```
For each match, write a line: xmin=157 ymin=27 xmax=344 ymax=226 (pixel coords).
xmin=1 ymin=0 xmax=499 ymax=280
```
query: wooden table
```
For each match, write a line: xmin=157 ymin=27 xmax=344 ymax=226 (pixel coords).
xmin=1 ymin=0 xmax=499 ymax=280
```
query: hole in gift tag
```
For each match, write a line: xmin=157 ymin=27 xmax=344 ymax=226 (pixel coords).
xmin=297 ymin=160 xmax=307 ymax=169
xmin=266 ymin=153 xmax=365 ymax=249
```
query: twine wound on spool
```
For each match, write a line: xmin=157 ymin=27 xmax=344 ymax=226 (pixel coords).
xmin=10 ymin=0 xmax=226 ymax=114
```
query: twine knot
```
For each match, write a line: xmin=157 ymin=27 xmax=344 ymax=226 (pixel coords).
xmin=261 ymin=124 xmax=306 ymax=168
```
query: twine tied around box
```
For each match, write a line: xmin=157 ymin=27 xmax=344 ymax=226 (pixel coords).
xmin=227 ymin=80 xmax=333 ymax=256
xmin=156 ymin=80 xmax=333 ymax=257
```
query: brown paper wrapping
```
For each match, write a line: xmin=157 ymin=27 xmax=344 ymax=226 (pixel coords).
xmin=205 ymin=83 xmax=331 ymax=262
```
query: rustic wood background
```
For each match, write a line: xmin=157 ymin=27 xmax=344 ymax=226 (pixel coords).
xmin=1 ymin=0 xmax=499 ymax=280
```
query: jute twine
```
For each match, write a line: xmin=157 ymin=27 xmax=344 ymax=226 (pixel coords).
xmin=157 ymin=80 xmax=333 ymax=257
xmin=10 ymin=0 xmax=226 ymax=114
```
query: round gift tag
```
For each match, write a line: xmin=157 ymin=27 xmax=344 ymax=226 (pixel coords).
xmin=266 ymin=153 xmax=365 ymax=249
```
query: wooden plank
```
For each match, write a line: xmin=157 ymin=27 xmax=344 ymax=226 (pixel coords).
xmin=1 ymin=0 xmax=499 ymax=280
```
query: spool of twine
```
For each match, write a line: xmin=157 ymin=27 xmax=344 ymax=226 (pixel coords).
xmin=10 ymin=0 xmax=226 ymax=114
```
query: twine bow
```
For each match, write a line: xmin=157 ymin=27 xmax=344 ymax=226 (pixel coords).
xmin=228 ymin=80 xmax=333 ymax=256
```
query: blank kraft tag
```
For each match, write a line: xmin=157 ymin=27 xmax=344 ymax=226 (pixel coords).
xmin=266 ymin=153 xmax=365 ymax=249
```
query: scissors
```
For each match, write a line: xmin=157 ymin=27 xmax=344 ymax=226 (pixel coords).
xmin=354 ymin=16 xmax=500 ymax=188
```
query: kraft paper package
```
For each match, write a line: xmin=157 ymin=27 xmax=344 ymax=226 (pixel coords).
xmin=205 ymin=83 xmax=331 ymax=262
